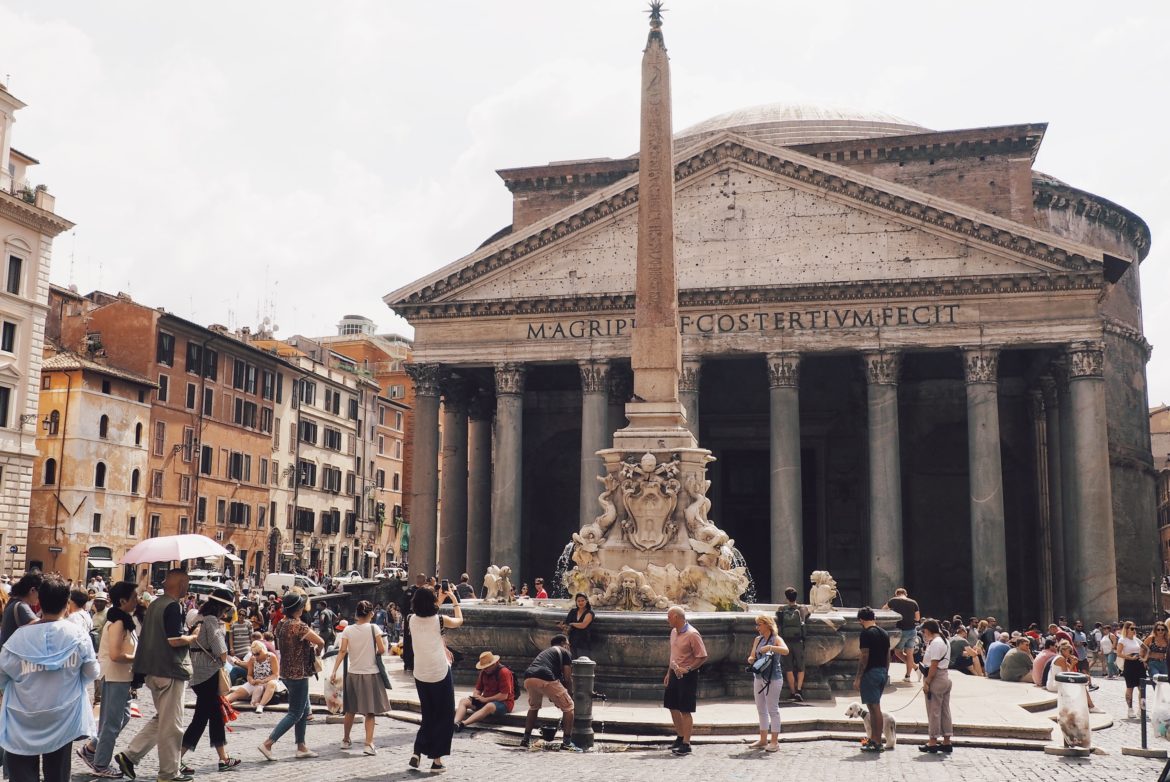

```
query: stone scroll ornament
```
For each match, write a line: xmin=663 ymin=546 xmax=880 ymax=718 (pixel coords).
xmin=565 ymin=452 xmax=748 ymax=611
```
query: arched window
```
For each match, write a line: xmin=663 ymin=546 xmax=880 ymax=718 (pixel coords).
xmin=99 ymin=415 xmax=110 ymax=439
xmin=134 ymin=422 xmax=143 ymax=446
xmin=131 ymin=468 xmax=140 ymax=495
xmin=95 ymin=462 xmax=106 ymax=488
xmin=43 ymin=458 xmax=56 ymax=485
xmin=47 ymin=410 xmax=60 ymax=435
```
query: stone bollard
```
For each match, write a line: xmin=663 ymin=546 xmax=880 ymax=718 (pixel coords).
xmin=571 ymin=656 xmax=596 ymax=750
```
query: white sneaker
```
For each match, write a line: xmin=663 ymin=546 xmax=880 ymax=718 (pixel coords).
xmin=255 ymin=705 xmax=264 ymax=714
xmin=340 ymin=739 xmax=352 ymax=750
xmin=1128 ymin=708 xmax=1136 ymax=718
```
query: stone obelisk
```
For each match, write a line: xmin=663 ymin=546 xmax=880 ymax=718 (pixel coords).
xmin=613 ymin=2 xmax=697 ymax=452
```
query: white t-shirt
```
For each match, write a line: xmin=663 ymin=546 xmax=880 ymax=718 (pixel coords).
xmin=341 ymin=621 xmax=381 ymax=675
xmin=409 ymin=614 xmax=452 ymax=683
xmin=1116 ymin=635 xmax=1143 ymax=658
xmin=67 ymin=609 xmax=93 ymax=634
xmin=1098 ymin=632 xmax=1114 ymax=655
xmin=923 ymin=636 xmax=950 ymax=670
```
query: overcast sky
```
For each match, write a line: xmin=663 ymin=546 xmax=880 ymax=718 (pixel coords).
xmin=3 ymin=1 xmax=1168 ymax=402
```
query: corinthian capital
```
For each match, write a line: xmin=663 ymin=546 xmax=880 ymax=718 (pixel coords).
xmin=766 ymin=352 xmax=801 ymax=388
xmin=608 ymin=365 xmax=633 ymax=405
xmin=1066 ymin=341 xmax=1105 ymax=379
xmin=862 ymin=350 xmax=901 ymax=386
xmin=494 ymin=362 xmax=526 ymax=396
xmin=405 ymin=362 xmax=442 ymax=398
xmin=680 ymin=356 xmax=702 ymax=393
xmin=440 ymin=374 xmax=471 ymax=411
xmin=467 ymin=390 xmax=495 ymax=422
xmin=963 ymin=347 xmax=1000 ymax=385
xmin=578 ymin=359 xmax=611 ymax=394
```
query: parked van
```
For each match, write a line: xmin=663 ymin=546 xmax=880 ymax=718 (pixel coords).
xmin=262 ymin=572 xmax=327 ymax=597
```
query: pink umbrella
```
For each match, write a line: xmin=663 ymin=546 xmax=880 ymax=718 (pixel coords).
xmin=120 ymin=534 xmax=228 ymax=565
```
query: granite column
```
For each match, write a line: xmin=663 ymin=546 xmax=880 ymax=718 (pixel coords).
xmin=466 ymin=391 xmax=494 ymax=587
xmin=964 ymin=347 xmax=1009 ymax=624
xmin=491 ymin=363 xmax=526 ymax=577
xmin=1029 ymin=388 xmax=1054 ymax=624
xmin=578 ymin=360 xmax=610 ymax=530
xmin=767 ymin=352 xmax=802 ymax=601
xmin=1056 ymin=362 xmax=1079 ymax=617
xmin=1065 ymin=342 xmax=1119 ymax=621
xmin=437 ymin=376 xmax=469 ymax=580
xmin=404 ymin=363 xmax=442 ymax=579
xmin=1039 ymin=375 xmax=1067 ymax=616
xmin=864 ymin=350 xmax=903 ymax=605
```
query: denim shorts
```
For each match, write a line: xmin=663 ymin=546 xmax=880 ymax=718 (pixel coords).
xmin=472 ymin=698 xmax=513 ymax=715
xmin=860 ymin=667 xmax=889 ymax=705
xmin=894 ymin=631 xmax=916 ymax=652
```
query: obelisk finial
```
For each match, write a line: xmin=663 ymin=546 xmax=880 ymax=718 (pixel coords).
xmin=647 ymin=1 xmax=666 ymax=29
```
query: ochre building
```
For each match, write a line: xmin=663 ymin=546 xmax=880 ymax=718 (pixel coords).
xmin=387 ymin=105 xmax=1156 ymax=624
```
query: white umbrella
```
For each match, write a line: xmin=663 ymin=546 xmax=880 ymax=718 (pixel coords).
xmin=120 ymin=534 xmax=229 ymax=565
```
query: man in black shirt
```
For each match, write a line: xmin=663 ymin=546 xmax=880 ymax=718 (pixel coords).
xmin=854 ymin=606 xmax=890 ymax=752
xmin=883 ymin=587 xmax=920 ymax=682
xmin=519 ymin=635 xmax=580 ymax=751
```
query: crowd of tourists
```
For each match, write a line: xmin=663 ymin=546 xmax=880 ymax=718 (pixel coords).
xmin=0 ymin=566 xmax=1165 ymax=778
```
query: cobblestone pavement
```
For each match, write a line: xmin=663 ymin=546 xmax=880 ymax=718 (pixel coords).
xmin=89 ymin=676 xmax=1167 ymax=782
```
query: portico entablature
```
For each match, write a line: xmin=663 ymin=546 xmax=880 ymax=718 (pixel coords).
xmin=406 ymin=284 xmax=1108 ymax=366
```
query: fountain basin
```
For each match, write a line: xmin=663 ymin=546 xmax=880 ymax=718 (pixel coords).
xmin=442 ymin=602 xmax=901 ymax=700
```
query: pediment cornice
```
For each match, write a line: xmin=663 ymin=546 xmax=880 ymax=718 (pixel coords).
xmin=387 ymin=133 xmax=1107 ymax=311
xmin=396 ymin=270 xmax=1101 ymax=321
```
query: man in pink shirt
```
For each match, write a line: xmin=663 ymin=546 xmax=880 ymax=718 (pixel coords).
xmin=664 ymin=606 xmax=707 ymax=756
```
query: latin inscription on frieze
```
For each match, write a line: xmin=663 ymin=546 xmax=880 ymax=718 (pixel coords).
xmin=525 ymin=303 xmax=960 ymax=339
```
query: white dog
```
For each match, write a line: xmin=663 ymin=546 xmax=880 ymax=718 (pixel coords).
xmin=844 ymin=701 xmax=897 ymax=750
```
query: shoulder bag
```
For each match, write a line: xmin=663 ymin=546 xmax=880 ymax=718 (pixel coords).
xmin=748 ymin=636 xmax=776 ymax=676
xmin=193 ymin=619 xmax=231 ymax=697
xmin=372 ymin=626 xmax=393 ymax=689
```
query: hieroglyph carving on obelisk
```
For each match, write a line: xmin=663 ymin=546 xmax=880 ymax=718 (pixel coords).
xmin=631 ymin=1 xmax=683 ymax=408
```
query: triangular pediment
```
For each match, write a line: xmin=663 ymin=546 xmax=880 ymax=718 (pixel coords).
xmin=386 ymin=132 xmax=1107 ymax=313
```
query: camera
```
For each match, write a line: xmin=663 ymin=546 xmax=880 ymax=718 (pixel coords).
xmin=441 ymin=579 xmax=450 ymax=593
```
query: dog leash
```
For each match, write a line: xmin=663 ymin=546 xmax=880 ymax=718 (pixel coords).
xmin=884 ymin=684 xmax=925 ymax=713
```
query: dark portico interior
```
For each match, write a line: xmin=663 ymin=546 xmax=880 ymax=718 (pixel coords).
xmin=515 ymin=349 xmax=1046 ymax=622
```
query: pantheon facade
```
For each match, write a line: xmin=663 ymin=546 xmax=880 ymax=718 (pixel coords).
xmin=387 ymin=105 xmax=1156 ymax=624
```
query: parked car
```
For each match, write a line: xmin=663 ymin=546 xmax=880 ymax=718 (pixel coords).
xmin=187 ymin=579 xmax=226 ymax=601
xmin=262 ymin=572 xmax=327 ymax=597
xmin=186 ymin=569 xmax=227 ymax=583
xmin=376 ymin=567 xmax=406 ymax=582
xmin=331 ymin=570 xmax=366 ymax=584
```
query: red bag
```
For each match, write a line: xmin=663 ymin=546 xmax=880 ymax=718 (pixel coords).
xmin=219 ymin=696 xmax=239 ymax=731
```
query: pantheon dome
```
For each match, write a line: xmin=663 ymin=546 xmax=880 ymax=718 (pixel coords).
xmin=674 ymin=101 xmax=928 ymax=148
